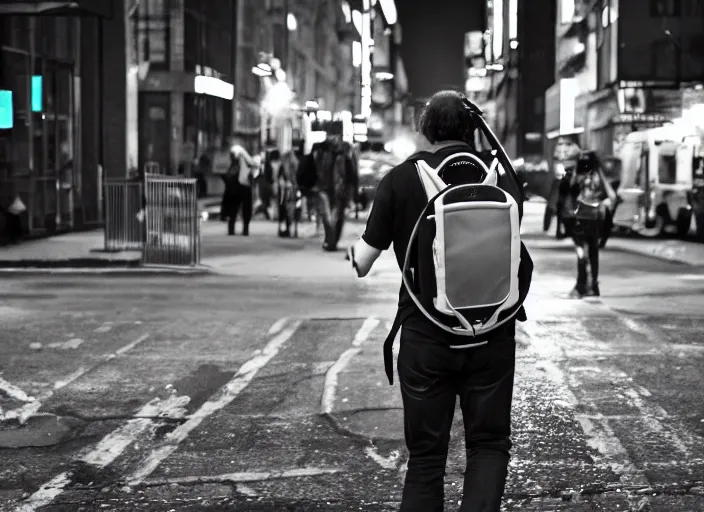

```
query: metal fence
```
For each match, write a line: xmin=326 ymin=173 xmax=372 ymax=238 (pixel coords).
xmin=142 ymin=175 xmax=200 ymax=266
xmin=104 ymin=179 xmax=144 ymax=251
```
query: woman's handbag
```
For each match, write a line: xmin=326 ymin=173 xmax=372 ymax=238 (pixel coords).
xmin=574 ymin=199 xmax=601 ymax=221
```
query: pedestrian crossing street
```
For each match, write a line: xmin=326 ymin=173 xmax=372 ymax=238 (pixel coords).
xmin=1 ymin=299 xmax=704 ymax=511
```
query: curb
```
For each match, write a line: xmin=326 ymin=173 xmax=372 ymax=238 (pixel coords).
xmin=0 ymin=258 xmax=141 ymax=269
xmin=605 ymin=240 xmax=703 ymax=267
xmin=523 ymin=234 xmax=704 ymax=266
xmin=0 ymin=263 xmax=214 ymax=276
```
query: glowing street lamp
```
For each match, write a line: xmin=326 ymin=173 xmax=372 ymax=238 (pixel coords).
xmin=287 ymin=13 xmax=297 ymax=31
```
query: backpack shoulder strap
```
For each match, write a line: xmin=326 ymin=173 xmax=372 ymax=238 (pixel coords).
xmin=415 ymin=159 xmax=448 ymax=201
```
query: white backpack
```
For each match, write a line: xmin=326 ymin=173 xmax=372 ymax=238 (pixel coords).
xmin=402 ymin=151 xmax=524 ymax=344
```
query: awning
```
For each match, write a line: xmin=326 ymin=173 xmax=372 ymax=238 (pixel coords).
xmin=0 ymin=0 xmax=113 ymax=17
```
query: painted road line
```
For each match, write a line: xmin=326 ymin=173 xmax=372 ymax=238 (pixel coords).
xmin=0 ymin=377 xmax=36 ymax=403
xmin=140 ymin=467 xmax=340 ymax=487
xmin=126 ymin=320 xmax=303 ymax=485
xmin=610 ymin=317 xmax=704 ymax=456
xmin=565 ymin=317 xmax=700 ymax=470
xmin=268 ymin=317 xmax=289 ymax=335
xmin=320 ymin=317 xmax=380 ymax=415
xmin=14 ymin=393 xmax=190 ymax=512
xmin=3 ymin=334 xmax=151 ymax=423
xmin=46 ymin=338 xmax=84 ymax=350
xmin=677 ymin=274 xmax=704 ymax=281
xmin=519 ymin=321 xmax=650 ymax=488
xmin=320 ymin=317 xmax=396 ymax=471
xmin=94 ymin=322 xmax=113 ymax=333
xmin=364 ymin=446 xmax=400 ymax=470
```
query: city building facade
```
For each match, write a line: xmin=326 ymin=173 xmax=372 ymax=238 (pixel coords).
xmin=469 ymin=0 xmax=557 ymax=160
xmin=0 ymin=0 xmax=129 ymax=236
xmin=0 ymin=0 xmax=399 ymax=241
xmin=135 ymin=0 xmax=237 ymax=176
xmin=547 ymin=0 xmax=704 ymax=158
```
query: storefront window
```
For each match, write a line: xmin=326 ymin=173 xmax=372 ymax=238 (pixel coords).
xmin=658 ymin=153 xmax=676 ymax=184
xmin=10 ymin=17 xmax=29 ymax=50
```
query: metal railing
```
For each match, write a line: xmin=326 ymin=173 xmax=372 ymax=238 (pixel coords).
xmin=104 ymin=179 xmax=144 ymax=251
xmin=143 ymin=174 xmax=200 ymax=266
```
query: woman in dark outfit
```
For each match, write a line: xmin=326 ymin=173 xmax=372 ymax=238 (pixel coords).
xmin=560 ymin=151 xmax=616 ymax=298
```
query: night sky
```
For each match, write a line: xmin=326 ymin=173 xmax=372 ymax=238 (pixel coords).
xmin=397 ymin=0 xmax=485 ymax=100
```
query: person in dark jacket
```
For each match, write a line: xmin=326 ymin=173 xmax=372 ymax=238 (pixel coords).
xmin=308 ymin=134 xmax=358 ymax=251
xmin=221 ymin=139 xmax=258 ymax=236
xmin=560 ymin=151 xmax=616 ymax=298
xmin=255 ymin=150 xmax=276 ymax=220
xmin=347 ymin=90 xmax=526 ymax=512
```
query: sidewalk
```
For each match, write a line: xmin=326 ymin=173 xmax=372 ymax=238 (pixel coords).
xmin=0 ymin=231 xmax=141 ymax=268
xmin=1 ymin=203 xmax=704 ymax=272
xmin=521 ymin=200 xmax=704 ymax=267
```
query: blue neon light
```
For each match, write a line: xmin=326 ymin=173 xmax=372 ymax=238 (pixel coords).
xmin=31 ymin=75 xmax=42 ymax=112
xmin=0 ymin=90 xmax=13 ymax=129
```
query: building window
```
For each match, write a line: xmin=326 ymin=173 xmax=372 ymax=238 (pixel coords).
xmin=137 ymin=0 xmax=170 ymax=66
xmin=659 ymin=153 xmax=677 ymax=184
xmin=273 ymin=23 xmax=286 ymax=63
xmin=651 ymin=39 xmax=677 ymax=80
xmin=650 ymin=0 xmax=680 ymax=17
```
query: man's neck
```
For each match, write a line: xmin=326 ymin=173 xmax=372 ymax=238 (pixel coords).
xmin=429 ymin=140 xmax=470 ymax=152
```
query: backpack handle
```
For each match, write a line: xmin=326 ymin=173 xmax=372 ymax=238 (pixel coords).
xmin=432 ymin=152 xmax=492 ymax=180
xmin=416 ymin=152 xmax=492 ymax=200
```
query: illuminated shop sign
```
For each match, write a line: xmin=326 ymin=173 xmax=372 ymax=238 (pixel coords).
xmin=194 ymin=76 xmax=234 ymax=100
xmin=0 ymin=90 xmax=13 ymax=129
xmin=31 ymin=75 xmax=42 ymax=112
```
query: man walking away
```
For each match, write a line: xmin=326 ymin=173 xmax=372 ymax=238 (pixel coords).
xmin=311 ymin=128 xmax=357 ymax=251
xmin=221 ymin=137 xmax=258 ymax=236
xmin=347 ymin=90 xmax=533 ymax=512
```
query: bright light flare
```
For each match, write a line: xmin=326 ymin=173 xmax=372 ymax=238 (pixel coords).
xmin=341 ymin=1 xmax=352 ymax=23
xmin=262 ymin=82 xmax=294 ymax=116
xmin=287 ymin=13 xmax=297 ymax=31
xmin=353 ymin=41 xmax=362 ymax=67
xmin=379 ymin=0 xmax=396 ymax=24
xmin=352 ymin=9 xmax=362 ymax=35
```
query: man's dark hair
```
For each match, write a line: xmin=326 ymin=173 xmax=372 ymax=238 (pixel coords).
xmin=418 ymin=90 xmax=477 ymax=145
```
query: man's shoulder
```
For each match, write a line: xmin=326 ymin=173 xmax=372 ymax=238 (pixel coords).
xmin=383 ymin=159 xmax=418 ymax=185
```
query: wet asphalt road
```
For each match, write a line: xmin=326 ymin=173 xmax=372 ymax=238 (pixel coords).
xmin=2 ymin=213 xmax=704 ymax=511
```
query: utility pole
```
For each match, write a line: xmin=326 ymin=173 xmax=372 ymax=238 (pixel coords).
xmin=389 ymin=24 xmax=397 ymax=136
xmin=284 ymin=0 xmax=290 ymax=70
xmin=231 ymin=0 xmax=239 ymax=139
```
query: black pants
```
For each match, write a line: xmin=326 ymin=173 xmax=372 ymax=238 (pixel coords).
xmin=397 ymin=327 xmax=516 ymax=512
xmin=317 ymin=191 xmax=347 ymax=251
xmin=564 ymin=217 xmax=600 ymax=293
xmin=278 ymin=185 xmax=293 ymax=235
xmin=226 ymin=184 xmax=252 ymax=235
xmin=255 ymin=181 xmax=273 ymax=220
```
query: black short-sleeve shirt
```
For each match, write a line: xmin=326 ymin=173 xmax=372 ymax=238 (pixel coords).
xmin=362 ymin=142 xmax=516 ymax=344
